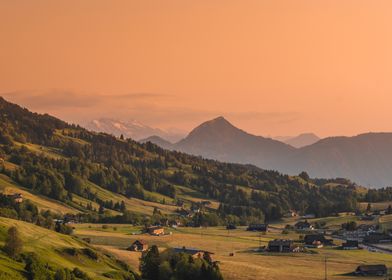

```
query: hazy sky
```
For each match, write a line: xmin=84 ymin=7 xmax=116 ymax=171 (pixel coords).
xmin=1 ymin=0 xmax=392 ymax=137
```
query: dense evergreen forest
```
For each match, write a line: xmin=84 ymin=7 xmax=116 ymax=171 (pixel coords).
xmin=0 ymin=97 xmax=389 ymax=225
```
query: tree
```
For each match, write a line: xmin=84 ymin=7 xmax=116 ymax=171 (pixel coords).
xmin=3 ymin=226 xmax=23 ymax=258
xmin=387 ymin=204 xmax=392 ymax=215
xmin=366 ymin=203 xmax=372 ymax=212
xmin=140 ymin=245 xmax=160 ymax=280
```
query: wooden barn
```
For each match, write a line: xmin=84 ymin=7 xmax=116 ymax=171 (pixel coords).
xmin=128 ymin=240 xmax=148 ymax=252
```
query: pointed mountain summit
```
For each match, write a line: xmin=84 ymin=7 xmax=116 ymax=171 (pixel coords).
xmin=284 ymin=133 xmax=320 ymax=148
xmin=175 ymin=116 xmax=294 ymax=168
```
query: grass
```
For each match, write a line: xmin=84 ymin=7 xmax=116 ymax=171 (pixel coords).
xmin=0 ymin=217 xmax=133 ymax=279
xmin=0 ymin=174 xmax=78 ymax=215
xmin=73 ymin=223 xmax=392 ymax=280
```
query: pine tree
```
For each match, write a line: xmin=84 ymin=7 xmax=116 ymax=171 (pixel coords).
xmin=3 ymin=226 xmax=23 ymax=258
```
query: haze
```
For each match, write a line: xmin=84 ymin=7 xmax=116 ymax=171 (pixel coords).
xmin=1 ymin=0 xmax=392 ymax=137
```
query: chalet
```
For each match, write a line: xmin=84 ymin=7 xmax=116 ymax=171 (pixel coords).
xmin=295 ymin=221 xmax=314 ymax=231
xmin=304 ymin=234 xmax=333 ymax=248
xmin=364 ymin=232 xmax=392 ymax=244
xmin=247 ymin=224 xmax=268 ymax=232
xmin=147 ymin=226 xmax=165 ymax=236
xmin=128 ymin=240 xmax=148 ymax=252
xmin=268 ymin=239 xmax=300 ymax=253
xmin=354 ymin=265 xmax=387 ymax=277
xmin=7 ymin=193 xmax=23 ymax=203
xmin=173 ymin=247 xmax=214 ymax=259
xmin=342 ymin=240 xmax=359 ymax=250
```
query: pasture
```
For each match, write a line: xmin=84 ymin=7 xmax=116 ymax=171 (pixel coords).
xmin=73 ymin=222 xmax=392 ymax=280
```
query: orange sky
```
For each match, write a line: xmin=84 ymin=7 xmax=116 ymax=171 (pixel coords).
xmin=1 ymin=0 xmax=392 ymax=137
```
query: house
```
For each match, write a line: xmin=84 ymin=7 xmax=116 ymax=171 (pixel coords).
xmin=295 ymin=221 xmax=314 ymax=231
xmin=342 ymin=240 xmax=359 ymax=250
xmin=268 ymin=239 xmax=300 ymax=253
xmin=128 ymin=240 xmax=148 ymax=252
xmin=354 ymin=265 xmax=387 ymax=276
xmin=147 ymin=226 xmax=165 ymax=236
xmin=364 ymin=232 xmax=392 ymax=244
xmin=304 ymin=234 xmax=333 ymax=248
xmin=302 ymin=214 xmax=316 ymax=219
xmin=284 ymin=210 xmax=298 ymax=218
xmin=173 ymin=247 xmax=214 ymax=259
xmin=247 ymin=224 xmax=268 ymax=232
xmin=8 ymin=193 xmax=23 ymax=203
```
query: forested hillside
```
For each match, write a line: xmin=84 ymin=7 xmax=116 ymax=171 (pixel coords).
xmin=0 ymin=97 xmax=386 ymax=225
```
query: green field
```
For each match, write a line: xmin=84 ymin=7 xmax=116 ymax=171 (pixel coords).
xmin=0 ymin=217 xmax=134 ymax=279
xmin=73 ymin=222 xmax=392 ymax=280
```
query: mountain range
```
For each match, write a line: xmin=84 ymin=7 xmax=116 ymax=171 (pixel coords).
xmin=143 ymin=117 xmax=392 ymax=187
xmin=85 ymin=118 xmax=184 ymax=142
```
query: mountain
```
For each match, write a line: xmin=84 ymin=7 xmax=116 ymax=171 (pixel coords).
xmin=283 ymin=133 xmax=320 ymax=148
xmin=175 ymin=116 xmax=295 ymax=168
xmin=85 ymin=118 xmax=184 ymax=142
xmin=139 ymin=135 xmax=174 ymax=149
xmin=170 ymin=117 xmax=392 ymax=187
xmin=283 ymin=133 xmax=392 ymax=187
xmin=0 ymin=96 xmax=367 ymax=224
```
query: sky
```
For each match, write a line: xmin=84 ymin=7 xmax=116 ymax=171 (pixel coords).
xmin=1 ymin=0 xmax=392 ymax=137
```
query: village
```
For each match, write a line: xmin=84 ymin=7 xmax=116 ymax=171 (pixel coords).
xmin=70 ymin=203 xmax=392 ymax=279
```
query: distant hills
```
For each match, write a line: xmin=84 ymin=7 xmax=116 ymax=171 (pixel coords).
xmin=275 ymin=133 xmax=320 ymax=148
xmin=85 ymin=118 xmax=184 ymax=142
xmin=143 ymin=117 xmax=392 ymax=187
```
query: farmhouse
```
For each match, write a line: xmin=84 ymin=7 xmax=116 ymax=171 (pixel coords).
xmin=342 ymin=240 xmax=359 ymax=250
xmin=128 ymin=240 xmax=148 ymax=252
xmin=246 ymin=224 xmax=268 ymax=232
xmin=295 ymin=221 xmax=314 ymax=231
xmin=354 ymin=265 xmax=387 ymax=276
xmin=147 ymin=226 xmax=165 ymax=236
xmin=8 ymin=193 xmax=23 ymax=203
xmin=173 ymin=247 xmax=214 ymax=259
xmin=268 ymin=239 xmax=299 ymax=253
xmin=304 ymin=234 xmax=333 ymax=248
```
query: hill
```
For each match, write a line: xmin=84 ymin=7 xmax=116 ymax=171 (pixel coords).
xmin=0 ymin=96 xmax=372 ymax=223
xmin=284 ymin=133 xmax=392 ymax=187
xmin=175 ymin=117 xmax=294 ymax=168
xmin=283 ymin=133 xmax=320 ymax=148
xmin=0 ymin=217 xmax=136 ymax=280
xmin=167 ymin=117 xmax=392 ymax=187
xmin=139 ymin=135 xmax=173 ymax=150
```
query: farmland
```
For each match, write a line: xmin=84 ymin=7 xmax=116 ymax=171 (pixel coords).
xmin=73 ymin=220 xmax=392 ymax=280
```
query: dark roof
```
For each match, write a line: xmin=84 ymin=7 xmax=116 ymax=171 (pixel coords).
xmin=173 ymin=247 xmax=213 ymax=255
xmin=357 ymin=265 xmax=387 ymax=272
xmin=148 ymin=226 xmax=163 ymax=230
xmin=133 ymin=240 xmax=147 ymax=245
xmin=295 ymin=221 xmax=311 ymax=228
xmin=268 ymin=239 xmax=293 ymax=246
xmin=304 ymin=234 xmax=327 ymax=242
xmin=247 ymin=224 xmax=268 ymax=231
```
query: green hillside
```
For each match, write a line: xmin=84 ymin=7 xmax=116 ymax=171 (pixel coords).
xmin=0 ymin=96 xmax=376 ymax=226
xmin=0 ymin=217 xmax=135 ymax=280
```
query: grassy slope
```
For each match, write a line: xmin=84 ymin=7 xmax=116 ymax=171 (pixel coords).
xmin=0 ymin=217 xmax=132 ymax=279
xmin=0 ymin=174 xmax=78 ymax=215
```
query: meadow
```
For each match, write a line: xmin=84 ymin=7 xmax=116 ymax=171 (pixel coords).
xmin=73 ymin=220 xmax=392 ymax=280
